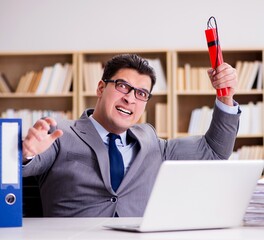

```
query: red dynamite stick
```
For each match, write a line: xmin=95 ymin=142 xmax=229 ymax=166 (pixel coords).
xmin=205 ymin=28 xmax=229 ymax=97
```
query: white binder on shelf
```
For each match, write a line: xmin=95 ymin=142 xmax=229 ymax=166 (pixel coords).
xmin=0 ymin=118 xmax=22 ymax=227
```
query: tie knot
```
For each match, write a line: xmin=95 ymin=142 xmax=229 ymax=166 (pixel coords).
xmin=108 ymin=133 xmax=120 ymax=141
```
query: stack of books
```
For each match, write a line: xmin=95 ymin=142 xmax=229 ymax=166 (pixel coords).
xmin=236 ymin=60 xmax=263 ymax=90
xmin=188 ymin=101 xmax=263 ymax=137
xmin=147 ymin=58 xmax=167 ymax=93
xmin=177 ymin=64 xmax=213 ymax=91
xmin=14 ymin=63 xmax=73 ymax=94
xmin=243 ymin=178 xmax=264 ymax=226
xmin=83 ymin=62 xmax=103 ymax=93
xmin=230 ymin=146 xmax=263 ymax=160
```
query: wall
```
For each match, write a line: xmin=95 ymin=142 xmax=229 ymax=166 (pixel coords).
xmin=0 ymin=0 xmax=263 ymax=52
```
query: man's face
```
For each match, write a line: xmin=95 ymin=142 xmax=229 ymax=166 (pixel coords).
xmin=93 ymin=68 xmax=152 ymax=134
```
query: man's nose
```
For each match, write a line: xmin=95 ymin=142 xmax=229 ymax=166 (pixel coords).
xmin=122 ymin=89 xmax=136 ymax=103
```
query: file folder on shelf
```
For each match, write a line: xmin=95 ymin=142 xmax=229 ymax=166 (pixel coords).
xmin=0 ymin=119 xmax=22 ymax=227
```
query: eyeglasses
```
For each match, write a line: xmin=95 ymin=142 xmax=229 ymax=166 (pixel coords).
xmin=103 ymin=79 xmax=152 ymax=102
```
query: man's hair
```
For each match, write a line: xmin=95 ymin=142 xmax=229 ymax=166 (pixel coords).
xmin=102 ymin=53 xmax=156 ymax=92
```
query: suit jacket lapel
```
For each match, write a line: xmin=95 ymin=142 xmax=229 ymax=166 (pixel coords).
xmin=71 ymin=111 xmax=113 ymax=193
xmin=117 ymin=128 xmax=147 ymax=192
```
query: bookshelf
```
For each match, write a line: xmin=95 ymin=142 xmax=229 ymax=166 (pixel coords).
xmin=172 ymin=49 xmax=264 ymax=159
xmin=77 ymin=50 xmax=172 ymax=139
xmin=0 ymin=49 xmax=263 ymax=158
xmin=0 ymin=52 xmax=78 ymax=138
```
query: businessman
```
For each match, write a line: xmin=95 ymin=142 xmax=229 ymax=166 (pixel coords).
xmin=23 ymin=53 xmax=240 ymax=217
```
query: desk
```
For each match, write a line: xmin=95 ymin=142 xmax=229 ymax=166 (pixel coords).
xmin=0 ymin=218 xmax=263 ymax=240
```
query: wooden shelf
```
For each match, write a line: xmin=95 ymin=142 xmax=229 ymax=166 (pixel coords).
xmin=0 ymin=49 xmax=263 ymax=157
xmin=171 ymin=49 xmax=264 ymax=159
xmin=0 ymin=52 xmax=78 ymax=138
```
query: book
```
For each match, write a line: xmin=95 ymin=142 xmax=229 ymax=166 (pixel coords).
xmin=62 ymin=64 xmax=73 ymax=93
xmin=56 ymin=63 xmax=70 ymax=93
xmin=190 ymin=67 xmax=199 ymax=91
xmin=237 ymin=61 xmax=250 ymax=90
xmin=177 ymin=67 xmax=185 ymax=91
xmin=137 ymin=111 xmax=147 ymax=124
xmin=188 ymin=106 xmax=212 ymax=135
xmin=198 ymin=67 xmax=212 ymax=91
xmin=35 ymin=66 xmax=53 ymax=94
xmin=250 ymin=101 xmax=263 ymax=135
xmin=83 ymin=62 xmax=103 ymax=93
xmin=46 ymin=63 xmax=64 ymax=94
xmin=148 ymin=59 xmax=167 ymax=93
xmin=188 ymin=108 xmax=202 ymax=135
xmin=245 ymin=61 xmax=261 ymax=90
xmin=15 ymin=74 xmax=26 ymax=93
xmin=30 ymin=70 xmax=43 ymax=93
xmin=155 ymin=103 xmax=167 ymax=136
xmin=242 ymin=62 xmax=254 ymax=90
xmin=256 ymin=63 xmax=263 ymax=90
xmin=237 ymin=104 xmax=251 ymax=135
xmin=184 ymin=63 xmax=191 ymax=90
xmin=23 ymin=71 xmax=36 ymax=93
xmin=27 ymin=71 xmax=39 ymax=93
xmin=0 ymin=73 xmax=13 ymax=93
xmin=235 ymin=60 xmax=243 ymax=78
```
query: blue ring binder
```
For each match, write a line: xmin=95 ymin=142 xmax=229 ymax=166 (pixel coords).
xmin=0 ymin=118 xmax=22 ymax=227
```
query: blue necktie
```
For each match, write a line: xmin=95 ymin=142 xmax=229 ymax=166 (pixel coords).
xmin=108 ymin=133 xmax=124 ymax=192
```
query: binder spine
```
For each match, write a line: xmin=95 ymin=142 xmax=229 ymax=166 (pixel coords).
xmin=0 ymin=119 xmax=22 ymax=227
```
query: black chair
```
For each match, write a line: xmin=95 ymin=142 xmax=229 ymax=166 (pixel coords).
xmin=23 ymin=176 xmax=43 ymax=217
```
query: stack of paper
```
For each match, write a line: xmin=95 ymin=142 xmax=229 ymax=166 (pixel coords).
xmin=243 ymin=178 xmax=264 ymax=226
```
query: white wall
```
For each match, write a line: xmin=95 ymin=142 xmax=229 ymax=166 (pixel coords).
xmin=0 ymin=0 xmax=263 ymax=52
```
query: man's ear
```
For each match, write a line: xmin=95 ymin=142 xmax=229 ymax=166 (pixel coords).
xmin=96 ymin=80 xmax=105 ymax=97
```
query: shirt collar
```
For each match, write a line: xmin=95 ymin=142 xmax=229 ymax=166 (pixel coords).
xmin=89 ymin=115 xmax=127 ymax=146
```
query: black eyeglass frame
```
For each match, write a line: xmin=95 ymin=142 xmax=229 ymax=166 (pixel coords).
xmin=103 ymin=79 xmax=152 ymax=102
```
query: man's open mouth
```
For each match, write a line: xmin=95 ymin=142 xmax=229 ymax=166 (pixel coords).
xmin=116 ymin=107 xmax=132 ymax=115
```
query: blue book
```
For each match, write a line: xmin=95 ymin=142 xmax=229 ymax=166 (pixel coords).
xmin=0 ymin=119 xmax=22 ymax=227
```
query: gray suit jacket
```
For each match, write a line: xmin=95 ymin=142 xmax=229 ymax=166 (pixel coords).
xmin=23 ymin=105 xmax=240 ymax=217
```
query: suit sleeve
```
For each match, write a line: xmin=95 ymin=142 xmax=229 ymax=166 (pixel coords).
xmin=22 ymin=127 xmax=60 ymax=177
xmin=163 ymin=104 xmax=240 ymax=160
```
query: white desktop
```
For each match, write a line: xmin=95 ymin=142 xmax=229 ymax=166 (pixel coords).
xmin=0 ymin=217 xmax=263 ymax=240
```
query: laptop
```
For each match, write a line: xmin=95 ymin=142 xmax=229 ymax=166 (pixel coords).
xmin=104 ymin=160 xmax=264 ymax=232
